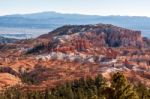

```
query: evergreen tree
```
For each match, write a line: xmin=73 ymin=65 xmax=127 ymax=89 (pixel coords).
xmin=95 ymin=74 xmax=107 ymax=88
xmin=111 ymin=72 xmax=139 ymax=99
xmin=136 ymin=82 xmax=150 ymax=99
xmin=77 ymin=88 xmax=86 ymax=99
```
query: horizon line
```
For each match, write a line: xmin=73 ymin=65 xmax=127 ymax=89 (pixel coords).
xmin=0 ymin=11 xmax=150 ymax=18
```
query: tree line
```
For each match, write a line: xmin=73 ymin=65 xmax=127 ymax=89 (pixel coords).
xmin=0 ymin=72 xmax=150 ymax=99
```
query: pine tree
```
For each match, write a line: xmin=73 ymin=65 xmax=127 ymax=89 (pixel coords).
xmin=95 ymin=74 xmax=107 ymax=88
xmin=111 ymin=72 xmax=139 ymax=99
xmin=95 ymin=74 xmax=107 ymax=98
xmin=77 ymin=88 xmax=85 ymax=99
xmin=136 ymin=82 xmax=150 ymax=99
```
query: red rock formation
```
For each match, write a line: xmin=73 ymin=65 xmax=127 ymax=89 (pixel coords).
xmin=39 ymin=24 xmax=149 ymax=54
xmin=39 ymin=24 xmax=148 ymax=49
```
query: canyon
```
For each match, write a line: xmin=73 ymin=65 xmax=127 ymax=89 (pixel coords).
xmin=0 ymin=24 xmax=150 ymax=91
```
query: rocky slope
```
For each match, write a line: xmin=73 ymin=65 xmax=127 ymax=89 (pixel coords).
xmin=0 ymin=73 xmax=21 ymax=91
xmin=39 ymin=24 xmax=149 ymax=51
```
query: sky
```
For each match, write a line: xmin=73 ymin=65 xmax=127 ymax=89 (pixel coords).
xmin=0 ymin=0 xmax=150 ymax=17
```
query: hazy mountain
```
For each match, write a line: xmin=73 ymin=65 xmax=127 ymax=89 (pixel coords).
xmin=0 ymin=11 xmax=150 ymax=37
xmin=0 ymin=36 xmax=17 ymax=44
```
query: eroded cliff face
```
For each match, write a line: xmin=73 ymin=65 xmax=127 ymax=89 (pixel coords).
xmin=41 ymin=24 xmax=147 ymax=53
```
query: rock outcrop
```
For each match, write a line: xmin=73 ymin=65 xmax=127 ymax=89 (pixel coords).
xmin=39 ymin=24 xmax=148 ymax=52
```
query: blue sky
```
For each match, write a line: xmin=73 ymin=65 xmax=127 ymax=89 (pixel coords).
xmin=0 ymin=0 xmax=150 ymax=16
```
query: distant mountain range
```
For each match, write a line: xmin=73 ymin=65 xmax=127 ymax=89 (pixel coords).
xmin=0 ymin=36 xmax=17 ymax=44
xmin=0 ymin=11 xmax=149 ymax=37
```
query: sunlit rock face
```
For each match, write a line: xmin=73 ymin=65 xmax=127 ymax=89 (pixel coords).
xmin=39 ymin=24 xmax=148 ymax=53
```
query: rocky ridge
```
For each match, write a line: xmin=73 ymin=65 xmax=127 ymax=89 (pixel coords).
xmin=40 ymin=24 xmax=149 ymax=50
